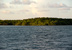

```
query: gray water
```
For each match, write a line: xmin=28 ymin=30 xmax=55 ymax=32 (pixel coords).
xmin=0 ymin=26 xmax=72 ymax=50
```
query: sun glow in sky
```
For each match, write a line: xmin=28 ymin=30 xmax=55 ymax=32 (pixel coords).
xmin=0 ymin=0 xmax=72 ymax=20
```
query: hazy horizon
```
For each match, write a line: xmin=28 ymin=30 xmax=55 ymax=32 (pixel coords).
xmin=0 ymin=0 xmax=72 ymax=20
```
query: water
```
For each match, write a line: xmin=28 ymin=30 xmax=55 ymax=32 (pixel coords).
xmin=0 ymin=26 xmax=72 ymax=50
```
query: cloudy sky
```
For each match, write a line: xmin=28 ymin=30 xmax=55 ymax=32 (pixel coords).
xmin=0 ymin=0 xmax=72 ymax=20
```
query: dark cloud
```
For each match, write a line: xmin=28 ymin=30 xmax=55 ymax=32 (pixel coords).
xmin=10 ymin=0 xmax=36 ymax=5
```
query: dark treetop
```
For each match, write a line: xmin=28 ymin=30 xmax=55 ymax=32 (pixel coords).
xmin=0 ymin=17 xmax=72 ymax=25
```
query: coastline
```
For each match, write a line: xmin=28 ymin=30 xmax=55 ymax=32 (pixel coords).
xmin=0 ymin=17 xmax=72 ymax=25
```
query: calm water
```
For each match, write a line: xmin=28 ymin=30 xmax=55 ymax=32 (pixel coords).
xmin=0 ymin=26 xmax=72 ymax=50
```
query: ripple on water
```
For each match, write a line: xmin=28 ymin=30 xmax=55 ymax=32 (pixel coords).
xmin=0 ymin=26 xmax=72 ymax=50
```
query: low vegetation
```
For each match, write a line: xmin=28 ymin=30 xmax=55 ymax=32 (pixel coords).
xmin=0 ymin=17 xmax=72 ymax=25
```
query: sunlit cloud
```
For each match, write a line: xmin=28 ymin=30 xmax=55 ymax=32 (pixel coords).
xmin=29 ymin=3 xmax=40 ymax=16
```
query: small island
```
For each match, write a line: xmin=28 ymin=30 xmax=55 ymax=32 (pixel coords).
xmin=0 ymin=17 xmax=72 ymax=25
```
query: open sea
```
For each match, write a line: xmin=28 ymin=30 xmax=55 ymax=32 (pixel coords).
xmin=0 ymin=26 xmax=72 ymax=50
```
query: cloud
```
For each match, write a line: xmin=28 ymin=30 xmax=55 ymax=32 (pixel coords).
xmin=10 ymin=0 xmax=36 ymax=5
xmin=59 ymin=8 xmax=70 ymax=10
xmin=22 ymin=0 xmax=36 ymax=4
xmin=10 ymin=0 xmax=22 ymax=4
xmin=0 ymin=3 xmax=7 ymax=9
xmin=48 ymin=3 xmax=72 ymax=10
xmin=19 ymin=10 xmax=29 ymax=12
xmin=1 ymin=10 xmax=14 ymax=14
xmin=1 ymin=9 xmax=30 ymax=14
xmin=48 ymin=3 xmax=67 ymax=8
xmin=38 ymin=10 xmax=50 ymax=12
xmin=15 ymin=9 xmax=30 ymax=14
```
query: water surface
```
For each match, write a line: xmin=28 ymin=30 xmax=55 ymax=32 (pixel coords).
xmin=0 ymin=26 xmax=72 ymax=50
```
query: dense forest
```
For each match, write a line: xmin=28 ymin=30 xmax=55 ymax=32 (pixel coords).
xmin=0 ymin=17 xmax=72 ymax=25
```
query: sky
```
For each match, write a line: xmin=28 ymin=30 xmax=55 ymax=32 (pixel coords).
xmin=0 ymin=0 xmax=72 ymax=20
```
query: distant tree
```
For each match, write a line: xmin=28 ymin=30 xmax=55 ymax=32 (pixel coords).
xmin=0 ymin=17 xmax=72 ymax=25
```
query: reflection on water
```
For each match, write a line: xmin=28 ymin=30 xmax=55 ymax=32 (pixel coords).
xmin=0 ymin=26 xmax=72 ymax=50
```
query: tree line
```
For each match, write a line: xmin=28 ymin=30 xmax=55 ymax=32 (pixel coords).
xmin=0 ymin=17 xmax=72 ymax=25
